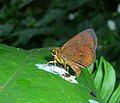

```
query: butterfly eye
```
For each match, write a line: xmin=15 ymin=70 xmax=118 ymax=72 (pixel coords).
xmin=52 ymin=50 xmax=56 ymax=55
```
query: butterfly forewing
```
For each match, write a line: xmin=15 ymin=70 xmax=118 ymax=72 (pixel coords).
xmin=59 ymin=29 xmax=97 ymax=68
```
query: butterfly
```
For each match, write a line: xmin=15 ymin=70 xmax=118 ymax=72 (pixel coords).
xmin=48 ymin=29 xmax=97 ymax=76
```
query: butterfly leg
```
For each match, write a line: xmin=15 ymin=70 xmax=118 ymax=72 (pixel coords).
xmin=46 ymin=56 xmax=57 ymax=66
xmin=46 ymin=61 xmax=56 ymax=66
xmin=46 ymin=57 xmax=58 ymax=73
xmin=63 ymin=63 xmax=67 ymax=70
xmin=66 ymin=66 xmax=69 ymax=73
xmin=63 ymin=62 xmax=69 ymax=72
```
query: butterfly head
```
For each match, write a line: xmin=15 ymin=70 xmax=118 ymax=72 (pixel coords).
xmin=52 ymin=47 xmax=64 ymax=64
xmin=52 ymin=48 xmax=60 ymax=57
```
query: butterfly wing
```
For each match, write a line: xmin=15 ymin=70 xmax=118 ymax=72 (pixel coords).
xmin=59 ymin=29 xmax=97 ymax=68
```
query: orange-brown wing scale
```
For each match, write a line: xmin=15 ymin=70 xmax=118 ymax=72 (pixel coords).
xmin=59 ymin=29 xmax=97 ymax=70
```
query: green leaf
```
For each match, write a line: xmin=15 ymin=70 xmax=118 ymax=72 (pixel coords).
xmin=0 ymin=24 xmax=14 ymax=36
xmin=11 ymin=0 xmax=33 ymax=9
xmin=91 ymin=57 xmax=117 ymax=103
xmin=0 ymin=44 xmax=103 ymax=103
xmin=93 ymin=57 xmax=104 ymax=92
xmin=100 ymin=58 xmax=116 ymax=102
xmin=42 ymin=9 xmax=65 ymax=23
xmin=11 ymin=28 xmax=55 ymax=46
xmin=108 ymin=84 xmax=120 ymax=103
xmin=88 ymin=63 xmax=94 ymax=75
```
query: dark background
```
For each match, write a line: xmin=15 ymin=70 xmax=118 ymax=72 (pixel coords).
xmin=0 ymin=0 xmax=120 ymax=84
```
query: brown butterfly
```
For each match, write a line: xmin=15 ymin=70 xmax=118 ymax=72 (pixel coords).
xmin=48 ymin=29 xmax=97 ymax=76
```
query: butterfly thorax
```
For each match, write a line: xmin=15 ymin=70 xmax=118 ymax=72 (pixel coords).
xmin=52 ymin=48 xmax=65 ymax=64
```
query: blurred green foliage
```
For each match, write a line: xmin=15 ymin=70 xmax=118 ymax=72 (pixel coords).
xmin=0 ymin=0 xmax=120 ymax=83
